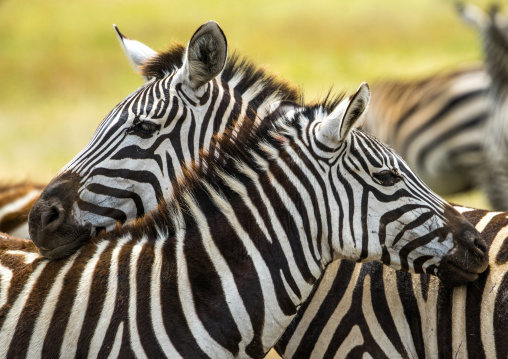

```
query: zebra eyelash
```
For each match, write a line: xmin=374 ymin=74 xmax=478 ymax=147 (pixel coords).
xmin=372 ymin=168 xmax=402 ymax=186
xmin=126 ymin=120 xmax=161 ymax=137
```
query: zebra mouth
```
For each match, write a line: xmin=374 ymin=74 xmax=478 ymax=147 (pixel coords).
xmin=38 ymin=228 xmax=93 ymax=260
xmin=438 ymin=259 xmax=485 ymax=285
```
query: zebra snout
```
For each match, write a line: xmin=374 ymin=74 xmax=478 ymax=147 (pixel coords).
xmin=464 ymin=230 xmax=488 ymax=259
xmin=40 ymin=201 xmax=65 ymax=234
xmin=28 ymin=173 xmax=92 ymax=260
xmin=453 ymin=228 xmax=489 ymax=271
xmin=437 ymin=228 xmax=489 ymax=285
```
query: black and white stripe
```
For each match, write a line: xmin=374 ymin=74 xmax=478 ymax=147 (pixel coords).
xmin=3 ymin=87 xmax=487 ymax=357
xmin=275 ymin=204 xmax=508 ymax=359
xmin=0 ymin=183 xmax=42 ymax=239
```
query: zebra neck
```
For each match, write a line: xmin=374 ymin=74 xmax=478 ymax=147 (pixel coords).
xmin=155 ymin=148 xmax=331 ymax=354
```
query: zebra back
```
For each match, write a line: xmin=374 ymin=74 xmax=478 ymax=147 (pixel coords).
xmin=362 ymin=66 xmax=490 ymax=196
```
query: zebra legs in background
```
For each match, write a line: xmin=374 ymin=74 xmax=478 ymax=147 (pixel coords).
xmin=275 ymin=205 xmax=508 ymax=359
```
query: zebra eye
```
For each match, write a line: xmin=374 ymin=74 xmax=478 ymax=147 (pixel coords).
xmin=373 ymin=169 xmax=402 ymax=186
xmin=127 ymin=120 xmax=160 ymax=137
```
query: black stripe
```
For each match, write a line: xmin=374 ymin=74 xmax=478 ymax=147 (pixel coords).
xmin=86 ymin=183 xmax=145 ymax=218
xmin=77 ymin=199 xmax=128 ymax=224
xmin=158 ymin=237 xmax=209 ymax=358
xmin=87 ymin=168 xmax=163 ymax=201
xmin=185 ymin=214 xmax=242 ymax=356
xmin=494 ymin=271 xmax=508 ymax=358
xmin=396 ymin=270 xmax=425 ymax=359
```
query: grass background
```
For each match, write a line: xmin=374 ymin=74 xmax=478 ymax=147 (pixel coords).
xmin=0 ymin=0 xmax=496 ymax=356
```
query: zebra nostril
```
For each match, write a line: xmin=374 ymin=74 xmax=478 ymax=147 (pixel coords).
xmin=41 ymin=204 xmax=64 ymax=231
xmin=473 ymin=236 xmax=487 ymax=255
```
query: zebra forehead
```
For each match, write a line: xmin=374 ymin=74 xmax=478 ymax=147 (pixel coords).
xmin=141 ymin=42 xmax=186 ymax=79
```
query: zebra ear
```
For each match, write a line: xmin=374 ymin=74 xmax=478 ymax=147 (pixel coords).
xmin=319 ymin=83 xmax=370 ymax=145
xmin=114 ymin=25 xmax=158 ymax=82
xmin=181 ymin=21 xmax=228 ymax=91
xmin=339 ymin=82 xmax=370 ymax=140
xmin=456 ymin=3 xmax=488 ymax=30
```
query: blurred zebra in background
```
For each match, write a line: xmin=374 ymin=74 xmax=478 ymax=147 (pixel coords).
xmin=363 ymin=3 xmax=508 ymax=212
xmin=458 ymin=3 xmax=508 ymax=210
xmin=275 ymin=204 xmax=508 ymax=359
xmin=1 ymin=86 xmax=487 ymax=357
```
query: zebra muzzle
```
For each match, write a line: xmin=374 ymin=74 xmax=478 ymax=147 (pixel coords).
xmin=28 ymin=173 xmax=93 ymax=260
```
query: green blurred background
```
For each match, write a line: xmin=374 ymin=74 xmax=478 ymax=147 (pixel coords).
xmin=0 ymin=0 xmax=494 ymax=210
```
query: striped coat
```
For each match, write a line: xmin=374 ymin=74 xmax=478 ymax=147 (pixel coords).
xmin=0 ymin=86 xmax=488 ymax=358
xmin=275 ymin=205 xmax=508 ymax=358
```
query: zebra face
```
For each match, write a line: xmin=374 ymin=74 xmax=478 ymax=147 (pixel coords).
xmin=29 ymin=21 xmax=297 ymax=259
xmin=28 ymin=22 xmax=227 ymax=257
xmin=281 ymin=84 xmax=488 ymax=284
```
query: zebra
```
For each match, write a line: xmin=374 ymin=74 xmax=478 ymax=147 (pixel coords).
xmin=5 ymin=20 xmax=494 ymax=359
xmin=27 ymin=20 xmax=299 ymax=259
xmin=458 ymin=3 xmax=508 ymax=210
xmin=0 ymin=183 xmax=42 ymax=239
xmin=1 ymin=85 xmax=488 ymax=357
xmin=274 ymin=204 xmax=508 ymax=359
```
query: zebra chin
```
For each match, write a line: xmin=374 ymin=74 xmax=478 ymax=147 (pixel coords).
xmin=28 ymin=211 xmax=94 ymax=260
xmin=437 ymin=244 xmax=490 ymax=285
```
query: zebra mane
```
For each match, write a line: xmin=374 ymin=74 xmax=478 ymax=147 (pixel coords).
xmin=140 ymin=42 xmax=186 ymax=77
xmin=177 ymin=89 xmax=349 ymax=191
xmin=141 ymin=43 xmax=300 ymax=103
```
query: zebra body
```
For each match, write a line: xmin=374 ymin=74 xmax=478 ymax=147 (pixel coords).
xmin=362 ymin=66 xmax=491 ymax=196
xmin=0 ymin=183 xmax=42 ymax=239
xmin=3 ymin=85 xmax=488 ymax=357
xmin=275 ymin=205 xmax=508 ymax=359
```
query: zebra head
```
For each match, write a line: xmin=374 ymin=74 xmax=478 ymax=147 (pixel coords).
xmin=28 ymin=21 xmax=297 ymax=259
xmin=266 ymin=84 xmax=487 ymax=284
